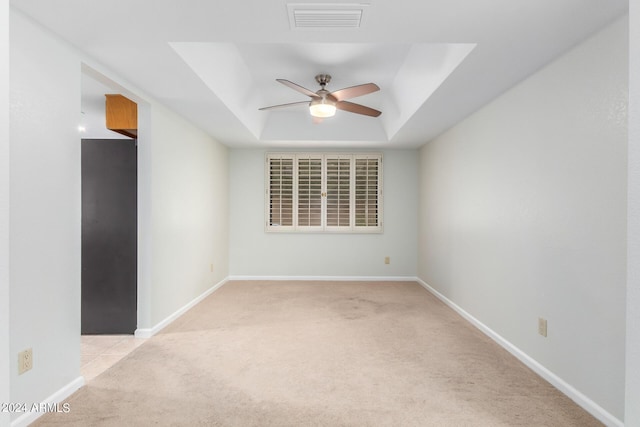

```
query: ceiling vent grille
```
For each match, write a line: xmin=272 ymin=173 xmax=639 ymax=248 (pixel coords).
xmin=287 ymin=3 xmax=368 ymax=29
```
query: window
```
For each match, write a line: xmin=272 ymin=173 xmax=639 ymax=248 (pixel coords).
xmin=266 ymin=153 xmax=382 ymax=233
xmin=267 ymin=155 xmax=294 ymax=227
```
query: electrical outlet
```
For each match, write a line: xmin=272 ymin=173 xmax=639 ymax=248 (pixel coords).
xmin=384 ymin=256 xmax=390 ymax=265
xmin=538 ymin=318 xmax=547 ymax=337
xmin=210 ymin=263 xmax=213 ymax=272
xmin=18 ymin=348 xmax=33 ymax=374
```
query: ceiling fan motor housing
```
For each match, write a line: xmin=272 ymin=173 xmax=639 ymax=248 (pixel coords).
xmin=315 ymin=74 xmax=332 ymax=88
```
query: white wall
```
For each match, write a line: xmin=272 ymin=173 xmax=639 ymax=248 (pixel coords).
xmin=9 ymin=8 xmax=230 ymax=421
xmin=418 ymin=17 xmax=627 ymax=423
xmin=9 ymin=10 xmax=83 ymax=419
xmin=1 ymin=0 xmax=10 ymax=426
xmin=148 ymin=104 xmax=229 ymax=326
xmin=627 ymin=2 xmax=640 ymax=425
xmin=229 ymin=149 xmax=417 ymax=278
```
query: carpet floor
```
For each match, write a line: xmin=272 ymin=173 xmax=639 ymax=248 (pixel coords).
xmin=35 ymin=281 xmax=602 ymax=426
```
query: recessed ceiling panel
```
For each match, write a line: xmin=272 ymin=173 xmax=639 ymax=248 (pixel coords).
xmin=171 ymin=41 xmax=474 ymax=143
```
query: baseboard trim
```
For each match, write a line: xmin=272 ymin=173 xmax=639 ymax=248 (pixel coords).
xmin=11 ymin=376 xmax=84 ymax=427
xmin=227 ymin=275 xmax=418 ymax=282
xmin=135 ymin=278 xmax=229 ymax=338
xmin=415 ymin=278 xmax=623 ymax=427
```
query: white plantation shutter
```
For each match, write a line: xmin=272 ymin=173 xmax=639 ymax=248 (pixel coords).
xmin=355 ymin=156 xmax=381 ymax=229
xmin=297 ymin=156 xmax=323 ymax=229
xmin=325 ymin=156 xmax=351 ymax=229
xmin=266 ymin=155 xmax=294 ymax=229
xmin=266 ymin=153 xmax=382 ymax=232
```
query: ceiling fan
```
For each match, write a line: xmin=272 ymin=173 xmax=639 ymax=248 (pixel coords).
xmin=259 ymin=74 xmax=382 ymax=120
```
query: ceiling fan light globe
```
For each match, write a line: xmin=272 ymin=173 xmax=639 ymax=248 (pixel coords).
xmin=309 ymin=99 xmax=336 ymax=118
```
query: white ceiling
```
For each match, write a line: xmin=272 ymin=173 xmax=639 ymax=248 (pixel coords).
xmin=11 ymin=0 xmax=628 ymax=149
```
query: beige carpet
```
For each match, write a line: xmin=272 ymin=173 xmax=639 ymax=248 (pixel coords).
xmin=36 ymin=281 xmax=601 ymax=426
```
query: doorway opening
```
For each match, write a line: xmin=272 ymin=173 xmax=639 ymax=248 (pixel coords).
xmin=80 ymin=68 xmax=145 ymax=380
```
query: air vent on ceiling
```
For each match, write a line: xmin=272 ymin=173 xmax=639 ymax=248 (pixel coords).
xmin=287 ymin=3 xmax=369 ymax=29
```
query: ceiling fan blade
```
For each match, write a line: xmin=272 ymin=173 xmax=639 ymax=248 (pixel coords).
xmin=276 ymin=79 xmax=319 ymax=98
xmin=259 ymin=101 xmax=310 ymax=111
xmin=330 ymin=83 xmax=380 ymax=101
xmin=335 ymin=101 xmax=382 ymax=117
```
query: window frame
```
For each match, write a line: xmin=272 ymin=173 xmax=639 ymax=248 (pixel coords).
xmin=265 ymin=152 xmax=383 ymax=233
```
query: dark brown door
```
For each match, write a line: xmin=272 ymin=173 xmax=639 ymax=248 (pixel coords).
xmin=81 ymin=139 xmax=137 ymax=334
